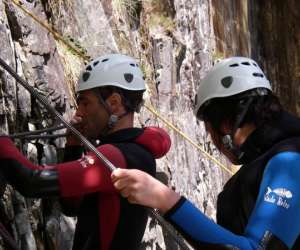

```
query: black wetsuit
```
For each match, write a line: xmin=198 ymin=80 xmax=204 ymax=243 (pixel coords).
xmin=62 ymin=128 xmax=156 ymax=250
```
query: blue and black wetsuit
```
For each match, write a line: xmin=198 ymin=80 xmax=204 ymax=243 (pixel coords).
xmin=165 ymin=111 xmax=300 ymax=249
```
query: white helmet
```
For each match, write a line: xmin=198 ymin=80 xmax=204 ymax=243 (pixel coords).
xmin=194 ymin=57 xmax=272 ymax=118
xmin=77 ymin=54 xmax=146 ymax=92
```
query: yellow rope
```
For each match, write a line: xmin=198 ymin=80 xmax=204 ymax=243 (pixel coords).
xmin=10 ymin=0 xmax=233 ymax=175
xmin=10 ymin=0 xmax=90 ymax=62
xmin=144 ymin=104 xmax=234 ymax=175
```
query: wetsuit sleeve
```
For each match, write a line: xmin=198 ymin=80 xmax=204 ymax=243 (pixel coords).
xmin=165 ymin=198 xmax=254 ymax=249
xmin=0 ymin=137 xmax=126 ymax=198
xmin=0 ymin=137 xmax=59 ymax=197
xmin=0 ymin=137 xmax=43 ymax=170
xmin=165 ymin=152 xmax=300 ymax=249
xmin=245 ymin=152 xmax=300 ymax=249
xmin=60 ymin=145 xmax=84 ymax=215
xmin=57 ymin=144 xmax=127 ymax=197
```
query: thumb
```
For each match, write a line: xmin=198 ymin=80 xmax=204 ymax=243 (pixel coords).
xmin=111 ymin=168 xmax=125 ymax=181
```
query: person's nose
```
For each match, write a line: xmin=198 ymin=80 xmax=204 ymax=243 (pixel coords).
xmin=75 ymin=104 xmax=85 ymax=118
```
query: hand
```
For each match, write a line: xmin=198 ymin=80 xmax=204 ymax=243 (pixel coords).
xmin=66 ymin=114 xmax=84 ymax=146
xmin=111 ymin=168 xmax=181 ymax=213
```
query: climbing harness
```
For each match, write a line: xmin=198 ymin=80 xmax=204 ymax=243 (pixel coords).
xmin=0 ymin=58 xmax=192 ymax=250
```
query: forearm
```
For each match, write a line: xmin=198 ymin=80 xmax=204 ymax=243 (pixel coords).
xmin=155 ymin=184 xmax=181 ymax=214
xmin=165 ymin=197 xmax=255 ymax=249
xmin=0 ymin=137 xmax=60 ymax=197
xmin=165 ymin=192 xmax=295 ymax=250
xmin=0 ymin=159 xmax=59 ymax=197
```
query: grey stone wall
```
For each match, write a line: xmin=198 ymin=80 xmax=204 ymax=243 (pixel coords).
xmin=0 ymin=0 xmax=299 ymax=249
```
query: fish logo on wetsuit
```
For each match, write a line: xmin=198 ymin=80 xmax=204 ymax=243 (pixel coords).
xmin=264 ymin=187 xmax=292 ymax=209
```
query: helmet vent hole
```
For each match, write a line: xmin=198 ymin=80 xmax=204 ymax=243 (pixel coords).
xmin=82 ymin=72 xmax=91 ymax=82
xmin=130 ymin=63 xmax=136 ymax=67
xmin=93 ymin=61 xmax=99 ymax=66
xmin=124 ymin=73 xmax=134 ymax=83
xmin=253 ymin=73 xmax=264 ymax=78
xmin=221 ymin=76 xmax=233 ymax=88
xmin=136 ymin=64 xmax=139 ymax=67
xmin=86 ymin=65 xmax=92 ymax=71
xmin=229 ymin=63 xmax=239 ymax=67
xmin=241 ymin=62 xmax=251 ymax=65
xmin=101 ymin=58 xmax=109 ymax=62
xmin=253 ymin=63 xmax=258 ymax=67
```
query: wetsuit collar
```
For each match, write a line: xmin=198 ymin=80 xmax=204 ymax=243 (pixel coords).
xmin=239 ymin=111 xmax=300 ymax=164
xmin=98 ymin=128 xmax=143 ymax=144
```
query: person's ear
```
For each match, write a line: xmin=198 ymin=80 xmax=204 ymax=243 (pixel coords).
xmin=106 ymin=93 xmax=123 ymax=113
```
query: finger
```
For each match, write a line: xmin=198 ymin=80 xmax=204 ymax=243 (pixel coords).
xmin=111 ymin=168 xmax=121 ymax=181
xmin=113 ymin=179 xmax=125 ymax=190
xmin=111 ymin=168 xmax=129 ymax=181
xmin=127 ymin=196 xmax=138 ymax=204
xmin=119 ymin=187 xmax=134 ymax=198
xmin=113 ymin=176 xmax=135 ymax=191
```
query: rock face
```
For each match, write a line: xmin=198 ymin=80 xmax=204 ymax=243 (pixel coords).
xmin=212 ymin=0 xmax=300 ymax=115
xmin=0 ymin=0 xmax=299 ymax=249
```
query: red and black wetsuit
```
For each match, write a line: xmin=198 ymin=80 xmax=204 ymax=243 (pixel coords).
xmin=0 ymin=127 xmax=171 ymax=250
xmin=62 ymin=128 xmax=157 ymax=250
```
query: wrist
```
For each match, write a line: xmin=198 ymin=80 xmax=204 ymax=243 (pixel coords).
xmin=157 ymin=185 xmax=180 ymax=214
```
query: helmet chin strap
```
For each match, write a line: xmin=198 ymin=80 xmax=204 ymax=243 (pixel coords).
xmin=222 ymin=97 xmax=254 ymax=162
xmin=107 ymin=112 xmax=128 ymax=129
xmin=107 ymin=114 xmax=119 ymax=129
xmin=95 ymin=89 xmax=128 ymax=135
xmin=222 ymin=134 xmax=244 ymax=161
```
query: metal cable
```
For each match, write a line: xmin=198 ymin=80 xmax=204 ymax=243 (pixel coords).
xmin=149 ymin=209 xmax=191 ymax=250
xmin=1 ymin=2 xmax=217 ymax=248
xmin=10 ymin=124 xmax=65 ymax=138
xmin=0 ymin=58 xmax=116 ymax=171
xmin=8 ymin=0 xmax=232 ymax=176
xmin=0 ymin=57 xmax=192 ymax=250
xmin=11 ymin=133 xmax=67 ymax=140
